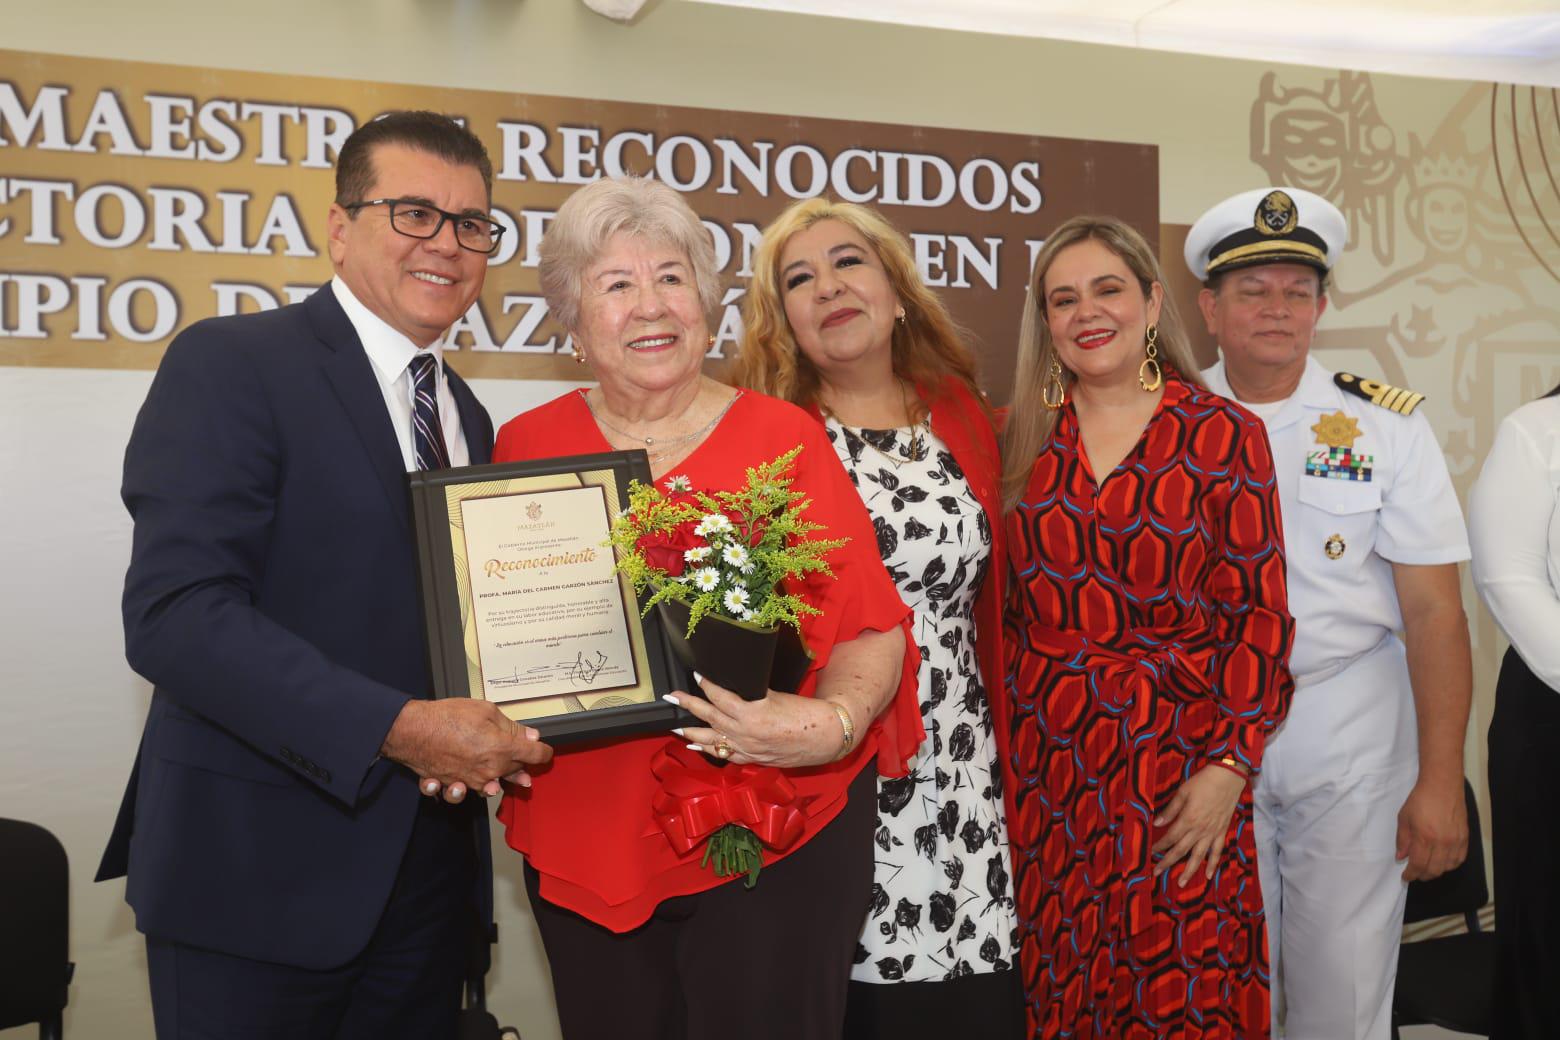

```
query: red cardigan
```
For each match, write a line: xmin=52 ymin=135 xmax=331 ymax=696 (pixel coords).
xmin=802 ymin=376 xmax=1017 ymax=831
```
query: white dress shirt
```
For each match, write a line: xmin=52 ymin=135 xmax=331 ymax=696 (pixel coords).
xmin=1469 ymin=394 xmax=1560 ymax=693
xmin=331 ymin=275 xmax=469 ymax=471
xmin=1205 ymin=355 xmax=1470 ymax=684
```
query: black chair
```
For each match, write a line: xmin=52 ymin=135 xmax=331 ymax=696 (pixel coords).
xmin=1390 ymin=779 xmax=1495 ymax=1039
xmin=0 ymin=818 xmax=73 ymax=1039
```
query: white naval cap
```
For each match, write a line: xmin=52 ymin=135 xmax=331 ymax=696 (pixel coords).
xmin=1183 ymin=187 xmax=1348 ymax=282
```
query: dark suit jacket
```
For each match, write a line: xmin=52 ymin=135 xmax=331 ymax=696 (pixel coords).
xmin=98 ymin=286 xmax=495 ymax=971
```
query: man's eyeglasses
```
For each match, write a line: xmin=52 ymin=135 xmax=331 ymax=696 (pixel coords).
xmin=343 ymin=198 xmax=505 ymax=255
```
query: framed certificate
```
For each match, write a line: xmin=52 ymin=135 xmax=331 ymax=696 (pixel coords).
xmin=409 ymin=451 xmax=687 ymax=745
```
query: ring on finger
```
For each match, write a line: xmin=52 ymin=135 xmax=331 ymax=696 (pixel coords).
xmin=714 ymin=736 xmax=733 ymax=760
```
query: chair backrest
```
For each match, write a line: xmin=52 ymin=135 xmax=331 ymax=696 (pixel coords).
xmin=1402 ymin=779 xmax=1488 ymax=926
xmin=0 ymin=818 xmax=71 ymax=1030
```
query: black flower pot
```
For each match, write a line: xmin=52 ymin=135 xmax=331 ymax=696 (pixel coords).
xmin=657 ymin=599 xmax=812 ymax=701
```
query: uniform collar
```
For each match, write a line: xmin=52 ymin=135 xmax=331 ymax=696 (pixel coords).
xmin=1207 ymin=352 xmax=1332 ymax=432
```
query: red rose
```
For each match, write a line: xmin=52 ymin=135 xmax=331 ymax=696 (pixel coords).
xmin=637 ymin=520 xmax=702 ymax=577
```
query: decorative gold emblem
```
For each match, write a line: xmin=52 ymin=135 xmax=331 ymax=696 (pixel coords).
xmin=526 ymin=501 xmax=543 ymax=521
xmin=1255 ymin=190 xmax=1298 ymax=236
xmin=1324 ymin=533 xmax=1346 ymax=559
xmin=1311 ymin=411 xmax=1362 ymax=450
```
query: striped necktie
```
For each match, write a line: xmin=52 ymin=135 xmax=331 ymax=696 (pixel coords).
xmin=407 ymin=352 xmax=450 ymax=471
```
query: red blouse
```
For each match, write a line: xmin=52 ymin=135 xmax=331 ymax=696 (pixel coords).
xmin=493 ymin=389 xmax=923 ymax=932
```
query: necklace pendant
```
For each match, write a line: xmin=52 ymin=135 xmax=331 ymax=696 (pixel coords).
xmin=644 ymin=436 xmax=654 ymax=446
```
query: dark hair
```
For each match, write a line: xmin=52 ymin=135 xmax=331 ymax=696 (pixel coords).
xmin=334 ymin=111 xmax=493 ymax=206
xmin=1205 ymin=265 xmax=1329 ymax=296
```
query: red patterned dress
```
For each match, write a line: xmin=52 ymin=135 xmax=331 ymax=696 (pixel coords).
xmin=1003 ymin=373 xmax=1295 ymax=1039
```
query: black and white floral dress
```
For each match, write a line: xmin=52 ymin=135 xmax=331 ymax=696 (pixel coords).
xmin=825 ymin=417 xmax=1018 ymax=986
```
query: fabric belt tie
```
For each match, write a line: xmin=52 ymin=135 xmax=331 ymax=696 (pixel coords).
xmin=1031 ymin=626 xmax=1209 ymax=940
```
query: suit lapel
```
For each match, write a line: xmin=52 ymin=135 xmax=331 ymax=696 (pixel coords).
xmin=448 ymin=369 xmax=493 ymax=466
xmin=307 ymin=287 xmax=413 ymax=534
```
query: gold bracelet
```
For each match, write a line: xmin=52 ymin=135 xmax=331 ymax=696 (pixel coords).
xmin=830 ymin=701 xmax=855 ymax=753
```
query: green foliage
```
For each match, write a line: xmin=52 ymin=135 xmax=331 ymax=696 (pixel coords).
xmin=701 ymin=823 xmax=765 ymax=888
xmin=608 ymin=445 xmax=849 ymax=646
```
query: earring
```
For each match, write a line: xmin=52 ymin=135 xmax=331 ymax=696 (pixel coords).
xmin=895 ymin=307 xmax=907 ymax=326
xmin=574 ymin=350 xmax=587 ymax=365
xmin=1042 ymin=356 xmax=1067 ymax=410
xmin=1139 ymin=323 xmax=1163 ymax=392
xmin=707 ymin=333 xmax=716 ymax=348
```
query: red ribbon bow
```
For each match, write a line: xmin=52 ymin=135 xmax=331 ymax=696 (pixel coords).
xmin=649 ymin=743 xmax=809 ymax=856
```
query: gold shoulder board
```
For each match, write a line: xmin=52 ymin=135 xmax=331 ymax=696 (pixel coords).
xmin=1333 ymin=372 xmax=1425 ymax=415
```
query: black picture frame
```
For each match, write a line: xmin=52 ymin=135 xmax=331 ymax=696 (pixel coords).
xmin=409 ymin=450 xmax=692 ymax=745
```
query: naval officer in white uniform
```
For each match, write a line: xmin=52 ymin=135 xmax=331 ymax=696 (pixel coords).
xmin=1190 ymin=187 xmax=1472 ymax=1040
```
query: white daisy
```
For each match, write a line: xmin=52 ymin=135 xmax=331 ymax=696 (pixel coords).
xmin=738 ymin=607 xmax=755 ymax=622
xmin=691 ymin=568 xmax=720 ymax=592
xmin=722 ymin=543 xmax=750 ymax=568
xmin=694 ymin=513 xmax=733 ymax=537
xmin=739 ymin=561 xmax=756 ymax=575
xmin=665 ymin=474 xmax=692 ymax=492
xmin=684 ymin=545 xmax=712 ymax=564
xmin=723 ymin=587 xmax=750 ymax=613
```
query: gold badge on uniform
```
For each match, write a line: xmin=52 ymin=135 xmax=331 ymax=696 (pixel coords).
xmin=1255 ymin=190 xmax=1299 ymax=236
xmin=1324 ymin=533 xmax=1346 ymax=559
xmin=1305 ymin=411 xmax=1373 ymax=481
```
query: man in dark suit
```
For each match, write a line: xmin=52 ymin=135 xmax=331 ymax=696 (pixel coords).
xmin=98 ymin=111 xmax=552 ymax=1039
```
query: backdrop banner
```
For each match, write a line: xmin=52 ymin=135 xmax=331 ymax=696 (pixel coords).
xmin=0 ymin=49 xmax=1158 ymax=400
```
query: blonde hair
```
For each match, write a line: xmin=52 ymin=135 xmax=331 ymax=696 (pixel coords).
xmin=1001 ymin=215 xmax=1206 ymax=511
xmin=538 ymin=175 xmax=721 ymax=332
xmin=731 ymin=197 xmax=987 ymax=421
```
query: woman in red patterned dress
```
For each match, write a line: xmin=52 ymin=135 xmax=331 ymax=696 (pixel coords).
xmin=1000 ymin=216 xmax=1295 ymax=1039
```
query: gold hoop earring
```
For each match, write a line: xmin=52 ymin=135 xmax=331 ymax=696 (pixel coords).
xmin=1139 ymin=323 xmax=1163 ymax=392
xmin=895 ymin=307 xmax=907 ymax=326
xmin=574 ymin=350 xmax=587 ymax=366
xmin=1042 ymin=356 xmax=1067 ymax=410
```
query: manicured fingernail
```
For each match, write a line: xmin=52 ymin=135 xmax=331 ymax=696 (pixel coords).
xmin=422 ymin=780 xmax=438 ymax=795
xmin=517 ymin=773 xmax=532 ymax=788
xmin=524 ymin=727 xmax=540 ymax=741
xmin=1153 ymin=816 xmax=1165 ymax=826
xmin=693 ymin=671 xmax=705 ymax=686
xmin=663 ymin=695 xmax=681 ymax=706
xmin=685 ymin=743 xmax=703 ymax=752
xmin=671 ymin=727 xmax=685 ymax=737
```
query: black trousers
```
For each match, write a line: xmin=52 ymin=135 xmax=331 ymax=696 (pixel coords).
xmin=1489 ymin=646 xmax=1560 ymax=1040
xmin=844 ymin=966 xmax=1026 ymax=1039
xmin=526 ymin=765 xmax=876 ymax=1040
xmin=147 ymin=796 xmax=476 ymax=1040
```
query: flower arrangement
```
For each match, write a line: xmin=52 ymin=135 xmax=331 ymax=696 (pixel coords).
xmin=608 ymin=445 xmax=846 ymax=646
xmin=609 ymin=444 xmax=848 ymax=887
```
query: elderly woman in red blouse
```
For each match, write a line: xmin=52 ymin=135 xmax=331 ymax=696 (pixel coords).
xmin=490 ymin=175 xmax=922 ymax=1040
xmin=1001 ymin=215 xmax=1295 ymax=1039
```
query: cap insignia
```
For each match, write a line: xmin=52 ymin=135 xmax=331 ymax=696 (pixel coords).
xmin=1254 ymin=190 xmax=1298 ymax=237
